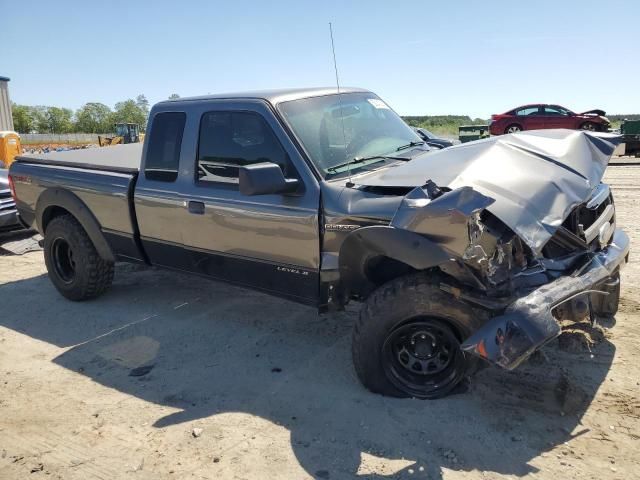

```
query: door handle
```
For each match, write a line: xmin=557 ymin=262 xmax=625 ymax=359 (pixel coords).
xmin=187 ymin=200 xmax=205 ymax=215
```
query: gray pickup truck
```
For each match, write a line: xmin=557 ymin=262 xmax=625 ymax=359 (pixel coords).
xmin=9 ymin=87 xmax=629 ymax=399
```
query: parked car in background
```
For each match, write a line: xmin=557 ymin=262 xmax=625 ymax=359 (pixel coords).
xmin=0 ymin=169 xmax=22 ymax=233
xmin=489 ymin=104 xmax=610 ymax=135
xmin=412 ymin=127 xmax=454 ymax=149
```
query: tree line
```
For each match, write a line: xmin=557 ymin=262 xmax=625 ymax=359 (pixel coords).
xmin=402 ymin=115 xmax=489 ymax=137
xmin=12 ymin=93 xmax=181 ymax=134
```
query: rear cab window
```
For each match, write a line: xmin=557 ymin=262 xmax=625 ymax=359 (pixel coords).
xmin=144 ymin=112 xmax=186 ymax=182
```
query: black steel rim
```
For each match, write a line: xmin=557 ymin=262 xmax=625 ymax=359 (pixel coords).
xmin=52 ymin=237 xmax=76 ymax=284
xmin=382 ymin=318 xmax=464 ymax=397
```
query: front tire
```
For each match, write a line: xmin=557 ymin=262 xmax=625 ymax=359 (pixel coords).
xmin=43 ymin=214 xmax=114 ymax=301
xmin=504 ymin=124 xmax=522 ymax=134
xmin=580 ymin=121 xmax=597 ymax=131
xmin=352 ymin=273 xmax=487 ymax=399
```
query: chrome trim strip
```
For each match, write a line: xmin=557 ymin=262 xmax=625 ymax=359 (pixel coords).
xmin=586 ymin=183 xmax=610 ymax=209
xmin=584 ymin=204 xmax=615 ymax=243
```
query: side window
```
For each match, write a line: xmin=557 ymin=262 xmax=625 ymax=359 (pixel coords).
xmin=145 ymin=112 xmax=186 ymax=182
xmin=197 ymin=111 xmax=290 ymax=185
xmin=516 ymin=107 xmax=540 ymax=116
xmin=544 ymin=106 xmax=569 ymax=116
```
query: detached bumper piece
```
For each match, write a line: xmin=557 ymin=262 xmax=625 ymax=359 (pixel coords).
xmin=461 ymin=229 xmax=630 ymax=369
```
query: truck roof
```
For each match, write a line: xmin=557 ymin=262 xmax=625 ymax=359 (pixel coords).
xmin=160 ymin=87 xmax=370 ymax=106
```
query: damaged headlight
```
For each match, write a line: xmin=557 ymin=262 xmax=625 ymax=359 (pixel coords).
xmin=390 ymin=180 xmax=534 ymax=290
xmin=464 ymin=211 xmax=528 ymax=286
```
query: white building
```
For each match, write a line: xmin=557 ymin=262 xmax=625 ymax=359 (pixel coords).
xmin=0 ymin=76 xmax=14 ymax=131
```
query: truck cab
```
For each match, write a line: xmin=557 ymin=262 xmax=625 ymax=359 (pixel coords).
xmin=135 ymin=94 xmax=323 ymax=305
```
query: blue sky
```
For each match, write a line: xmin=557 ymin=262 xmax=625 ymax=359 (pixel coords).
xmin=3 ymin=0 xmax=639 ymax=118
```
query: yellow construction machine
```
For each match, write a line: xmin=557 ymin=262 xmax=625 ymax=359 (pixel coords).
xmin=98 ymin=123 xmax=144 ymax=147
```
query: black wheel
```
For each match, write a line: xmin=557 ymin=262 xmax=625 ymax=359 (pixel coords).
xmin=580 ymin=121 xmax=597 ymax=131
xmin=43 ymin=214 xmax=114 ymax=301
xmin=352 ymin=273 xmax=487 ymax=399
xmin=504 ymin=124 xmax=522 ymax=134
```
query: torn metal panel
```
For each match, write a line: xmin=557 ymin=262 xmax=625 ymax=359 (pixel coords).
xmin=390 ymin=185 xmax=494 ymax=258
xmin=461 ymin=228 xmax=630 ymax=369
xmin=353 ymin=130 xmax=621 ymax=254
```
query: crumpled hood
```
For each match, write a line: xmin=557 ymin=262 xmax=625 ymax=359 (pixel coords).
xmin=580 ymin=109 xmax=606 ymax=116
xmin=353 ymin=129 xmax=620 ymax=254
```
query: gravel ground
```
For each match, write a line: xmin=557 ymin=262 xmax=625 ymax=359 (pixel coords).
xmin=0 ymin=165 xmax=638 ymax=480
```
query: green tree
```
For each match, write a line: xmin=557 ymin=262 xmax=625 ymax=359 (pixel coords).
xmin=168 ymin=93 xmax=180 ymax=100
xmin=75 ymin=102 xmax=112 ymax=133
xmin=135 ymin=94 xmax=150 ymax=116
xmin=31 ymin=106 xmax=49 ymax=133
xmin=11 ymin=104 xmax=35 ymax=133
xmin=43 ymin=107 xmax=74 ymax=133
xmin=112 ymin=99 xmax=148 ymax=129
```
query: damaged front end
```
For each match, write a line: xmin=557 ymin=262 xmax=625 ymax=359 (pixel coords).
xmin=387 ymin=176 xmax=629 ymax=370
xmin=338 ymin=131 xmax=630 ymax=370
xmin=461 ymin=229 xmax=628 ymax=369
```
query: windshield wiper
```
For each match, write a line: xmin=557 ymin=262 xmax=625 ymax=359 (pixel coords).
xmin=326 ymin=155 xmax=408 ymax=174
xmin=396 ymin=141 xmax=426 ymax=151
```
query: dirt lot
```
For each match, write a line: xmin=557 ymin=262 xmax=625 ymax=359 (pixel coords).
xmin=0 ymin=166 xmax=639 ymax=480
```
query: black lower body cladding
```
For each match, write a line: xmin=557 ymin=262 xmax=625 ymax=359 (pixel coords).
xmin=461 ymin=229 xmax=630 ymax=369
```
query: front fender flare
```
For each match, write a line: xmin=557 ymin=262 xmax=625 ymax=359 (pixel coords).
xmin=36 ymin=188 xmax=115 ymax=262
xmin=338 ymin=225 xmax=451 ymax=298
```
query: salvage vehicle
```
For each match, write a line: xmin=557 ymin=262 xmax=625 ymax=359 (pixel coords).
xmin=9 ymin=88 xmax=629 ymax=399
xmin=0 ymin=168 xmax=22 ymax=232
xmin=489 ymin=104 xmax=610 ymax=135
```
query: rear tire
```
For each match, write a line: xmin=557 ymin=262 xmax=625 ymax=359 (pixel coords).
xmin=43 ymin=214 xmax=114 ymax=301
xmin=580 ymin=121 xmax=597 ymax=131
xmin=504 ymin=124 xmax=522 ymax=134
xmin=352 ymin=273 xmax=487 ymax=399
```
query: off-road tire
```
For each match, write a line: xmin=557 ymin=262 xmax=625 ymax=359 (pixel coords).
xmin=43 ymin=214 xmax=114 ymax=301
xmin=352 ymin=273 xmax=487 ymax=399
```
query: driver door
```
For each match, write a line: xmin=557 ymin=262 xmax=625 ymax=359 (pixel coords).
xmin=177 ymin=101 xmax=322 ymax=305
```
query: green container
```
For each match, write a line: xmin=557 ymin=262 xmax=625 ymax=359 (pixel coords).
xmin=621 ymin=119 xmax=640 ymax=136
xmin=458 ymin=125 xmax=489 ymax=143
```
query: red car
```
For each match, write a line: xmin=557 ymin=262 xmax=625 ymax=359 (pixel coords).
xmin=489 ymin=104 xmax=610 ymax=136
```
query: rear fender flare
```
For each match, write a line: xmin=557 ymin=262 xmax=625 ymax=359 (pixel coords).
xmin=35 ymin=188 xmax=115 ymax=262
xmin=338 ymin=225 xmax=451 ymax=298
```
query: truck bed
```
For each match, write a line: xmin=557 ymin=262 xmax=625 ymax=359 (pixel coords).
xmin=10 ymin=148 xmax=144 ymax=263
xmin=17 ymin=143 xmax=142 ymax=174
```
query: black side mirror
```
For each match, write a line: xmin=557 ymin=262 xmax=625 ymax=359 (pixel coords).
xmin=238 ymin=162 xmax=300 ymax=196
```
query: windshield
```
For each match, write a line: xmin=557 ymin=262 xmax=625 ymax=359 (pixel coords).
xmin=115 ymin=124 xmax=129 ymax=136
xmin=278 ymin=93 xmax=422 ymax=178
